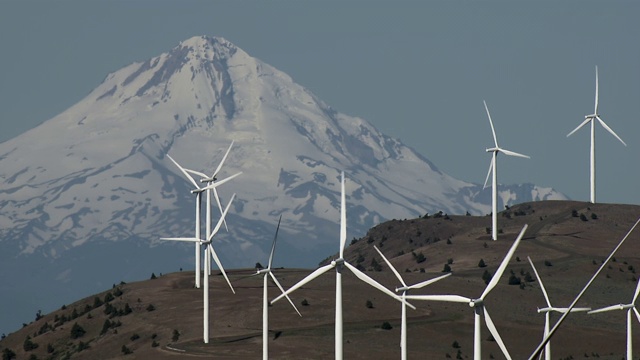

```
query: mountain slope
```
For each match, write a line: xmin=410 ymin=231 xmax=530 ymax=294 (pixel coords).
xmin=0 ymin=35 xmax=565 ymax=335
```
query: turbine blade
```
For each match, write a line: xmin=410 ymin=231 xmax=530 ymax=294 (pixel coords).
xmin=339 ymin=172 xmax=347 ymax=259
xmin=484 ymin=307 xmax=513 ymax=360
xmin=212 ymin=186 xmax=228 ymax=232
xmin=481 ymin=224 xmax=528 ymax=300
xmin=344 ymin=262 xmax=416 ymax=310
xmin=267 ymin=216 xmax=282 ymax=270
xmin=209 ymin=245 xmax=235 ymax=294
xmin=546 ymin=307 xmax=590 ymax=313
xmin=184 ymin=168 xmax=208 ymax=179
xmin=269 ymin=272 xmax=302 ymax=317
xmin=596 ymin=116 xmax=627 ymax=146
xmin=159 ymin=237 xmax=202 ymax=243
xmin=271 ymin=264 xmax=334 ymax=304
xmin=407 ymin=273 xmax=452 ymax=290
xmin=483 ymin=158 xmax=493 ymax=190
xmin=404 ymin=294 xmax=472 ymax=303
xmin=594 ymin=66 xmax=599 ymax=114
xmin=633 ymin=278 xmax=640 ymax=303
xmin=567 ymin=118 xmax=591 ymax=138
xmin=527 ymin=256 xmax=552 ymax=308
xmin=209 ymin=193 xmax=236 ymax=241
xmin=373 ymin=245 xmax=406 ymax=287
xmin=498 ymin=148 xmax=530 ymax=159
xmin=484 ymin=100 xmax=499 ymax=148
xmin=166 ymin=154 xmax=201 ymax=189
xmin=212 ymin=141 xmax=234 ymax=178
xmin=588 ymin=304 xmax=623 ymax=314
xmin=633 ymin=307 xmax=640 ymax=324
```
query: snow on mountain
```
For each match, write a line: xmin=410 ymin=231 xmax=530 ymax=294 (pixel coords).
xmin=0 ymin=35 xmax=567 ymax=334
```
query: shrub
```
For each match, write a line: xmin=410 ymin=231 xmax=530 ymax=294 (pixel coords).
xmin=2 ymin=348 xmax=17 ymax=360
xmin=152 ymin=340 xmax=160 ymax=348
xmin=23 ymin=335 xmax=39 ymax=351
xmin=571 ymin=209 xmax=578 ymax=217
xmin=442 ymin=264 xmax=452 ymax=273
xmin=508 ymin=274 xmax=521 ymax=285
xmin=70 ymin=323 xmax=86 ymax=339
xmin=478 ymin=259 xmax=487 ymax=268
xmin=447 ymin=238 xmax=452 ymax=245
xmin=452 ymin=340 xmax=461 ymax=349
xmin=150 ymin=273 xmax=157 ymax=280
xmin=580 ymin=213 xmax=588 ymax=222
xmin=46 ymin=343 xmax=54 ymax=354
xmin=100 ymin=319 xmax=112 ymax=335
xmin=447 ymin=258 xmax=454 ymax=265
xmin=146 ymin=304 xmax=156 ymax=312
xmin=130 ymin=334 xmax=140 ymax=341
xmin=121 ymin=345 xmax=133 ymax=355
xmin=544 ymin=260 xmax=553 ymax=267
xmin=414 ymin=252 xmax=426 ymax=264
xmin=366 ymin=300 xmax=374 ymax=309
xmin=301 ymin=299 xmax=309 ymax=306
xmin=591 ymin=213 xmax=598 ymax=220
xmin=381 ymin=321 xmax=393 ymax=330
xmin=172 ymin=329 xmax=180 ymax=342
xmin=370 ymin=258 xmax=383 ymax=272
xmin=77 ymin=341 xmax=90 ymax=352
xmin=482 ymin=270 xmax=493 ymax=285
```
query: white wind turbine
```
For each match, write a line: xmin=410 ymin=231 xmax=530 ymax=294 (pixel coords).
xmin=406 ymin=224 xmax=529 ymax=360
xmin=256 ymin=216 xmax=302 ymax=360
xmin=373 ymin=245 xmax=451 ymax=360
xmin=588 ymin=279 xmax=640 ymax=360
xmin=271 ymin=172 xmax=413 ymax=360
xmin=161 ymin=192 xmax=236 ymax=344
xmin=567 ymin=66 xmax=626 ymax=204
xmin=184 ymin=141 xmax=241 ymax=275
xmin=527 ymin=256 xmax=591 ymax=360
xmin=166 ymin=154 xmax=241 ymax=288
xmin=483 ymin=101 xmax=530 ymax=241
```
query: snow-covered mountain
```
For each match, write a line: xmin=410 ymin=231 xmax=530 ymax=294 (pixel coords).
xmin=0 ymin=35 xmax=566 ymax=334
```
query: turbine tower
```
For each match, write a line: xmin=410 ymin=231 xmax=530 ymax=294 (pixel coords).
xmin=256 ymin=216 xmax=302 ymax=360
xmin=373 ymin=245 xmax=451 ymax=360
xmin=406 ymin=224 xmax=529 ymax=360
xmin=588 ymin=279 xmax=640 ymax=360
xmin=483 ymin=101 xmax=529 ymax=240
xmin=567 ymin=66 xmax=626 ymax=204
xmin=271 ymin=171 xmax=412 ymax=360
xmin=161 ymin=192 xmax=236 ymax=344
xmin=528 ymin=256 xmax=591 ymax=360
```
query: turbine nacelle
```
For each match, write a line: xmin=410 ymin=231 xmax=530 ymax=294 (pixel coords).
xmin=469 ymin=298 xmax=484 ymax=308
xmin=331 ymin=258 xmax=345 ymax=267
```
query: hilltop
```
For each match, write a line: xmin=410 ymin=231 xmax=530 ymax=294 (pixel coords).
xmin=2 ymin=200 xmax=640 ymax=359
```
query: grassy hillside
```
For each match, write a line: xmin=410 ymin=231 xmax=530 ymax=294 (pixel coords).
xmin=2 ymin=200 xmax=640 ymax=359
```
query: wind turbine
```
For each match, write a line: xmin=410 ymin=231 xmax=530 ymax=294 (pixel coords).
xmin=567 ymin=66 xmax=626 ymax=204
xmin=373 ymin=245 xmax=451 ymax=360
xmin=527 ymin=256 xmax=591 ymax=360
xmin=161 ymin=192 xmax=236 ymax=343
xmin=165 ymin=154 xmax=240 ymax=288
xmin=587 ymin=279 xmax=640 ymax=360
xmin=271 ymin=172 xmax=413 ymax=360
xmin=483 ymin=101 xmax=530 ymax=240
xmin=406 ymin=224 xmax=529 ymax=360
xmin=256 ymin=216 xmax=302 ymax=360
xmin=185 ymin=142 xmax=241 ymax=275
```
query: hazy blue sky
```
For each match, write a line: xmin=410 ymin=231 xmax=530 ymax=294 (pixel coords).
xmin=1 ymin=0 xmax=639 ymax=205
